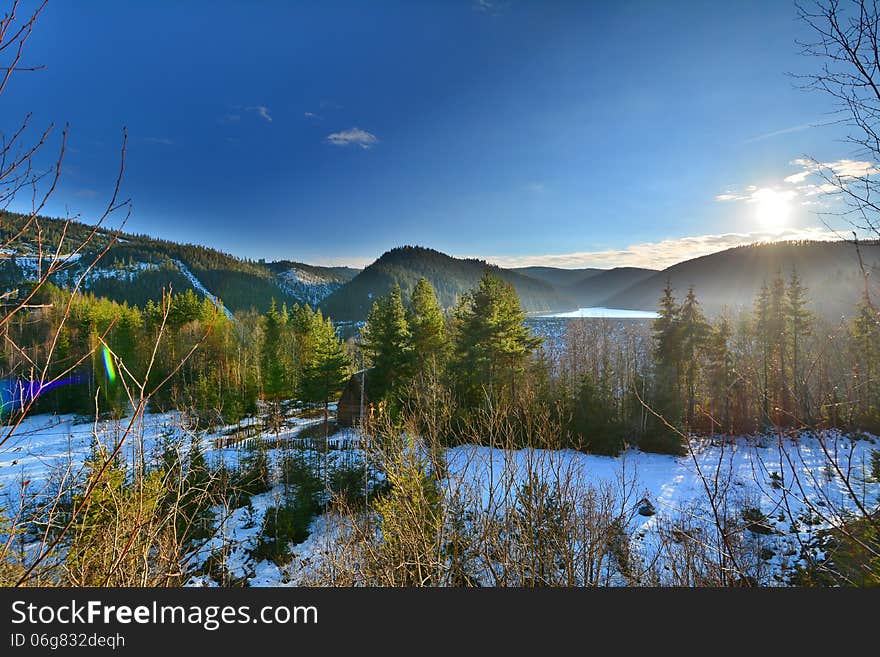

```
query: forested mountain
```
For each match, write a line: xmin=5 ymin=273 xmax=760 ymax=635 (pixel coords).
xmin=604 ymin=240 xmax=880 ymax=318
xmin=4 ymin=212 xmax=878 ymax=322
xmin=319 ymin=246 xmax=571 ymax=319
xmin=563 ymin=267 xmax=658 ymax=307
xmin=511 ymin=266 xmax=602 ymax=287
xmin=264 ymin=260 xmax=359 ymax=308
xmin=0 ymin=211 xmax=357 ymax=314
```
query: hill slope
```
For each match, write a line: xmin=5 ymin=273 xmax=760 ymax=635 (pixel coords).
xmin=0 ymin=211 xmax=357 ymax=314
xmin=511 ymin=266 xmax=603 ymax=288
xmin=564 ymin=267 xmax=658 ymax=307
xmin=320 ymin=246 xmax=573 ymax=320
xmin=604 ymin=240 xmax=880 ymax=318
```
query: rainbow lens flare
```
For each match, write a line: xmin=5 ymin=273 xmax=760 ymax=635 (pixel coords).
xmin=0 ymin=376 xmax=83 ymax=417
xmin=102 ymin=345 xmax=117 ymax=384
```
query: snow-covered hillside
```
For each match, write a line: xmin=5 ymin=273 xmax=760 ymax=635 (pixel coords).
xmin=2 ymin=407 xmax=877 ymax=586
xmin=172 ymin=259 xmax=235 ymax=319
xmin=274 ymin=266 xmax=348 ymax=307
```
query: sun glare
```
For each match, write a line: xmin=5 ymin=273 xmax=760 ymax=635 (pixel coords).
xmin=752 ymin=187 xmax=792 ymax=232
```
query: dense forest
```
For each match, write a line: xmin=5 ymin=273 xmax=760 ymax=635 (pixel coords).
xmin=0 ymin=211 xmax=356 ymax=314
xmin=319 ymin=245 xmax=572 ymax=319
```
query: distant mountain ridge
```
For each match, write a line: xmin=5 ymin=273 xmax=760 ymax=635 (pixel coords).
xmin=0 ymin=211 xmax=358 ymax=313
xmin=319 ymin=246 xmax=574 ymax=320
xmin=2 ymin=211 xmax=875 ymax=321
xmin=603 ymin=240 xmax=880 ymax=319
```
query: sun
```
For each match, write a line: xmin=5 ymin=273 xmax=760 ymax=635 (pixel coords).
xmin=752 ymin=187 xmax=793 ymax=232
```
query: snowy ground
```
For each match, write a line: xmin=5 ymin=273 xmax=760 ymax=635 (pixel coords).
xmin=2 ymin=408 xmax=878 ymax=586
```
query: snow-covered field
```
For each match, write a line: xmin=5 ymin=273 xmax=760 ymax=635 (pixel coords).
xmin=1 ymin=409 xmax=878 ymax=586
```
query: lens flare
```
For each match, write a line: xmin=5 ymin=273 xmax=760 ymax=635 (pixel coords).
xmin=0 ymin=376 xmax=83 ymax=417
xmin=102 ymin=345 xmax=117 ymax=384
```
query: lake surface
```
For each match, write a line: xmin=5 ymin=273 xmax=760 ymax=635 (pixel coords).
xmin=535 ymin=307 xmax=659 ymax=319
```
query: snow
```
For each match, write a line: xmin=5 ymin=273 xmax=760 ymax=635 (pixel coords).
xmin=2 ymin=407 xmax=878 ymax=586
xmin=537 ymin=307 xmax=659 ymax=319
xmin=2 ymin=253 xmax=84 ymax=279
xmin=273 ymin=267 xmax=347 ymax=307
xmin=172 ymin=259 xmax=235 ymax=320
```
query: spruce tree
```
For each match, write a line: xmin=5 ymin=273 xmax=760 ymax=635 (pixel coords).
xmin=706 ymin=310 xmax=733 ymax=433
xmin=301 ymin=313 xmax=351 ymax=431
xmin=786 ymin=268 xmax=813 ymax=423
xmin=852 ymin=291 xmax=880 ymax=425
xmin=679 ymin=286 xmax=710 ymax=429
xmin=646 ymin=280 xmax=684 ymax=453
xmin=361 ymin=284 xmax=412 ymax=401
xmin=407 ymin=277 xmax=447 ymax=370
xmin=769 ymin=272 xmax=789 ymax=420
xmin=754 ymin=282 xmax=772 ymax=422
xmin=451 ymin=271 xmax=542 ymax=408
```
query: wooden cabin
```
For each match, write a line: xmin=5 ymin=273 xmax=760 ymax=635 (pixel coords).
xmin=337 ymin=369 xmax=369 ymax=427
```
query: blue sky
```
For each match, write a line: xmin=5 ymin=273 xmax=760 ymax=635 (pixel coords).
xmin=0 ymin=0 xmax=863 ymax=269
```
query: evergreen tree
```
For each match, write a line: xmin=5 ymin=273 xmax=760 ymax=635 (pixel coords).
xmin=451 ymin=271 xmax=542 ymax=408
xmin=852 ymin=291 xmax=880 ymax=425
xmin=407 ymin=277 xmax=447 ymax=371
xmin=769 ymin=272 xmax=789 ymax=420
xmin=301 ymin=313 xmax=351 ymax=431
xmin=571 ymin=373 xmax=622 ymax=455
xmin=260 ymin=299 xmax=292 ymax=402
xmin=646 ymin=280 xmax=684 ymax=453
xmin=706 ymin=310 xmax=733 ymax=433
xmin=786 ymin=268 xmax=813 ymax=423
xmin=754 ymin=282 xmax=772 ymax=422
xmin=679 ymin=286 xmax=710 ymax=429
xmin=361 ymin=284 xmax=412 ymax=401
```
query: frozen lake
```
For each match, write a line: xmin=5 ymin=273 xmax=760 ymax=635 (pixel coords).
xmin=536 ymin=306 xmax=659 ymax=319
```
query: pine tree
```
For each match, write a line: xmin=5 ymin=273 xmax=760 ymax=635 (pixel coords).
xmin=260 ymin=300 xmax=290 ymax=400
xmin=301 ymin=313 xmax=351 ymax=432
xmin=407 ymin=277 xmax=447 ymax=371
xmin=679 ymin=286 xmax=710 ymax=429
xmin=706 ymin=310 xmax=733 ymax=433
xmin=451 ymin=271 xmax=542 ymax=408
xmin=361 ymin=284 xmax=412 ymax=401
xmin=646 ymin=280 xmax=684 ymax=452
xmin=754 ymin=282 xmax=772 ymax=422
xmin=769 ymin=272 xmax=789 ymax=421
xmin=852 ymin=291 xmax=880 ymax=425
xmin=786 ymin=268 xmax=813 ymax=424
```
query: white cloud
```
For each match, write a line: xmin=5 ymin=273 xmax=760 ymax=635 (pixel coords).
xmin=715 ymin=192 xmax=749 ymax=202
xmin=784 ymin=170 xmax=811 ymax=184
xmin=304 ymin=111 xmax=321 ymax=120
xmin=715 ymin=187 xmax=796 ymax=204
xmin=524 ymin=182 xmax=545 ymax=193
xmin=477 ymin=227 xmax=841 ymax=270
xmin=325 ymin=127 xmax=379 ymax=149
xmin=718 ymin=157 xmax=880 ymax=208
xmin=825 ymin=159 xmax=880 ymax=178
xmin=245 ymin=106 xmax=273 ymax=123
